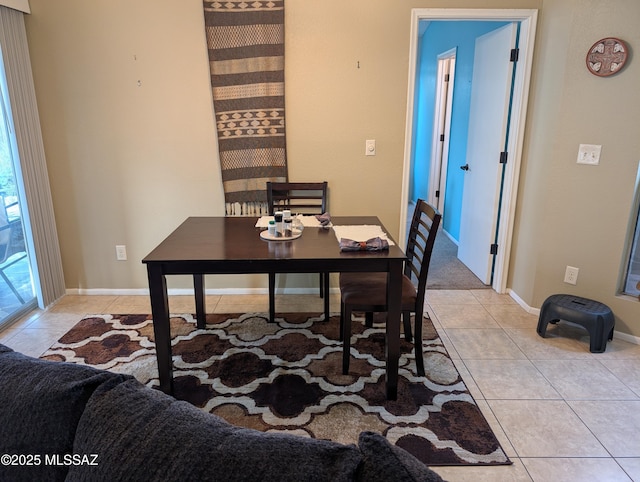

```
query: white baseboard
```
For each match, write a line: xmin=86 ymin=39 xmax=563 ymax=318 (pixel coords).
xmin=508 ymin=289 xmax=640 ymax=346
xmin=66 ymin=287 xmax=340 ymax=296
xmin=66 ymin=288 xmax=151 ymax=296
xmin=441 ymin=228 xmax=458 ymax=246
xmin=613 ymin=330 xmax=640 ymax=345
xmin=507 ymin=288 xmax=541 ymax=316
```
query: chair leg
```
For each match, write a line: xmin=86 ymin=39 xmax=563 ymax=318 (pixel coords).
xmin=403 ymin=311 xmax=413 ymax=342
xmin=365 ymin=312 xmax=373 ymax=328
xmin=323 ymin=272 xmax=330 ymax=320
xmin=414 ymin=307 xmax=425 ymax=377
xmin=339 ymin=300 xmax=345 ymax=341
xmin=342 ymin=305 xmax=352 ymax=374
xmin=268 ymin=272 xmax=276 ymax=323
xmin=193 ymin=274 xmax=206 ymax=329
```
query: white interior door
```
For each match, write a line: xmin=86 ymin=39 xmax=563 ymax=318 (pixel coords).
xmin=457 ymin=23 xmax=517 ymax=284
xmin=428 ymin=51 xmax=456 ymax=214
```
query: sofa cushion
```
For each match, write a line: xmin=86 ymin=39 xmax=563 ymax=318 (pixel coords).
xmin=357 ymin=432 xmax=445 ymax=482
xmin=0 ymin=344 xmax=131 ymax=482
xmin=67 ymin=378 xmax=363 ymax=482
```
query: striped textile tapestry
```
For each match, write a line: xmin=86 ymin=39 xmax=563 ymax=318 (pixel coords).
xmin=203 ymin=0 xmax=288 ymax=216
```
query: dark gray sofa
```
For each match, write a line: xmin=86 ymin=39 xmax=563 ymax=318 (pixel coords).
xmin=0 ymin=343 xmax=444 ymax=481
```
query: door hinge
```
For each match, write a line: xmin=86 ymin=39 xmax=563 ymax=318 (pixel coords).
xmin=444 ymin=73 xmax=450 ymax=82
xmin=510 ymin=48 xmax=519 ymax=62
xmin=435 ymin=190 xmax=440 ymax=198
xmin=440 ymin=134 xmax=445 ymax=142
xmin=490 ymin=243 xmax=498 ymax=255
xmin=500 ymin=151 xmax=508 ymax=164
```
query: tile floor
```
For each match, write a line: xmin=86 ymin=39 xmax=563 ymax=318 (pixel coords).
xmin=1 ymin=290 xmax=640 ymax=482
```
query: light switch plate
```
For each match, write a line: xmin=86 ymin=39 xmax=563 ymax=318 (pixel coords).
xmin=577 ymin=144 xmax=601 ymax=165
xmin=115 ymin=245 xmax=127 ymax=261
xmin=365 ymin=139 xmax=376 ymax=156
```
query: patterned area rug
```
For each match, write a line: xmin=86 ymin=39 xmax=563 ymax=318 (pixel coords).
xmin=41 ymin=312 xmax=510 ymax=467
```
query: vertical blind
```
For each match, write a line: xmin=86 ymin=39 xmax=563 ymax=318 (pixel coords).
xmin=0 ymin=6 xmax=65 ymax=308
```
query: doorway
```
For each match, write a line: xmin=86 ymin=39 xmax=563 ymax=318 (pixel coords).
xmin=457 ymin=23 xmax=519 ymax=285
xmin=0 ymin=6 xmax=66 ymax=328
xmin=400 ymin=9 xmax=538 ymax=293
xmin=428 ymin=50 xmax=455 ymax=213
xmin=0 ymin=77 xmax=36 ymax=327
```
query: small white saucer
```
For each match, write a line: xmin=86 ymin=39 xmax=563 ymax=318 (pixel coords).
xmin=260 ymin=229 xmax=302 ymax=241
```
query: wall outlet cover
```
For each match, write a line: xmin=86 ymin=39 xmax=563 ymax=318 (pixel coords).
xmin=577 ymin=144 xmax=601 ymax=165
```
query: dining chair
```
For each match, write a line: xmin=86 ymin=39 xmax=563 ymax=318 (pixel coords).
xmin=339 ymin=199 xmax=441 ymax=377
xmin=266 ymin=181 xmax=329 ymax=322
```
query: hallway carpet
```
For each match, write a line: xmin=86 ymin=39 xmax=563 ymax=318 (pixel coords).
xmin=427 ymin=229 xmax=489 ymax=290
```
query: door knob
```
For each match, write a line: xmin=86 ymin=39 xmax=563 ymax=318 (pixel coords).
xmin=460 ymin=164 xmax=469 ymax=171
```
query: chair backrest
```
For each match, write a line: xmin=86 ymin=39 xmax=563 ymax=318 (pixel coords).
xmin=405 ymin=199 xmax=441 ymax=308
xmin=266 ymin=182 xmax=328 ymax=215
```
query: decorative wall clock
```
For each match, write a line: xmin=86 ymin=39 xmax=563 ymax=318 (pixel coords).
xmin=586 ymin=37 xmax=628 ymax=77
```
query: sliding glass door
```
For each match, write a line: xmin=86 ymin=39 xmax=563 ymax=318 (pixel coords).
xmin=0 ymin=6 xmax=66 ymax=329
xmin=0 ymin=59 xmax=36 ymax=327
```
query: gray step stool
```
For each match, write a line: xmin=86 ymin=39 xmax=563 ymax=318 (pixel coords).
xmin=536 ymin=294 xmax=615 ymax=353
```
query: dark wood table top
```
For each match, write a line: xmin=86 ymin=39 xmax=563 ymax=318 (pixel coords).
xmin=142 ymin=216 xmax=406 ymax=272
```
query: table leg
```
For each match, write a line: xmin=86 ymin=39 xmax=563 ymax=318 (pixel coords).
xmin=147 ymin=264 xmax=173 ymax=394
xmin=385 ymin=260 xmax=402 ymax=400
xmin=193 ymin=274 xmax=206 ymax=329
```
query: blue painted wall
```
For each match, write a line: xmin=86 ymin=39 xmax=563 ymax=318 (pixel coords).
xmin=410 ymin=21 xmax=508 ymax=242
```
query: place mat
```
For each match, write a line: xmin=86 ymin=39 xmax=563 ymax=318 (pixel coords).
xmin=255 ymin=215 xmax=331 ymax=228
xmin=332 ymin=225 xmax=395 ymax=246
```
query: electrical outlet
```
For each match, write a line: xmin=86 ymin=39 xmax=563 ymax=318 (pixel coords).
xmin=577 ymin=144 xmax=601 ymax=165
xmin=115 ymin=245 xmax=127 ymax=261
xmin=564 ymin=265 xmax=579 ymax=285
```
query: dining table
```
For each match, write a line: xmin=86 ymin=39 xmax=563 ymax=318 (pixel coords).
xmin=142 ymin=216 xmax=407 ymax=400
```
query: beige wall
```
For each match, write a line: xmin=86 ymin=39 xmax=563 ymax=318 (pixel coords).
xmin=23 ymin=0 xmax=640 ymax=337
xmin=25 ymin=0 xmax=227 ymax=291
xmin=510 ymin=0 xmax=640 ymax=337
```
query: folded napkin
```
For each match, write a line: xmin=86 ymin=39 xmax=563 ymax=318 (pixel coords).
xmin=339 ymin=237 xmax=389 ymax=252
xmin=332 ymin=225 xmax=395 ymax=246
xmin=315 ymin=212 xmax=331 ymax=227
